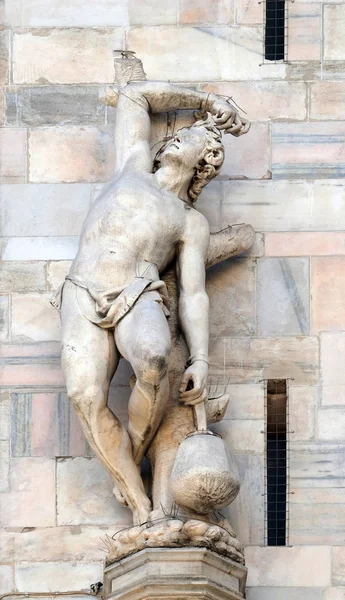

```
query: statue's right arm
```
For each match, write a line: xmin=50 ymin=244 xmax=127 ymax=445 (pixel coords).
xmin=114 ymin=82 xmax=249 ymax=174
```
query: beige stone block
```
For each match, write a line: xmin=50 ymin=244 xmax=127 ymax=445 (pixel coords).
xmin=13 ymin=525 xmax=120 ymax=562
xmin=333 ymin=548 xmax=345 ymax=586
xmin=203 ymin=81 xmax=307 ymax=121
xmin=6 ymin=0 xmax=128 ymax=26
xmin=235 ymin=0 xmax=261 ymax=24
xmin=221 ymin=122 xmax=270 ymax=179
xmin=290 ymin=502 xmax=345 ymax=545
xmin=0 ymin=529 xmax=14 ymax=563
xmin=11 ymin=293 xmax=61 ymax=342
xmin=247 ymin=589 xmax=323 ymax=600
xmin=245 ymin=546 xmax=331 ymax=587
xmin=0 ymin=440 xmax=9 ymax=492
xmin=311 ymin=82 xmax=345 ymax=120
xmin=129 ymin=0 xmax=178 ymax=24
xmin=311 ymin=257 xmax=345 ymax=333
xmin=0 ymin=28 xmax=9 ymax=86
xmin=287 ymin=3 xmax=321 ymax=62
xmin=179 ymin=0 xmax=233 ymax=24
xmin=0 ymin=458 xmax=55 ymax=527
xmin=47 ymin=261 xmax=73 ymax=291
xmin=321 ymin=333 xmax=345 ymax=406
xmin=290 ymin=443 xmax=345 ymax=482
xmin=0 ymin=566 xmax=14 ymax=593
xmin=197 ymin=181 xmax=222 ymax=233
xmin=128 ymin=26 xmax=286 ymax=82
xmin=0 ymin=262 xmax=46 ymax=293
xmin=15 ymin=561 xmax=104 ymax=592
xmin=29 ymin=127 xmax=115 ymax=183
xmin=0 ymin=128 xmax=26 ymax=183
xmin=0 ymin=390 xmax=10 ymax=439
xmin=324 ymin=590 xmax=345 ymax=600
xmin=1 ymin=183 xmax=91 ymax=237
xmin=289 ymin=386 xmax=316 ymax=441
xmin=265 ymin=232 xmax=345 ymax=257
xmin=57 ymin=457 xmax=131 ymax=525
xmin=209 ymin=336 xmax=319 ymax=385
xmin=207 ymin=258 xmax=256 ymax=337
xmin=0 ymin=295 xmax=9 ymax=341
xmin=214 ymin=419 xmax=264 ymax=453
xmin=324 ymin=5 xmax=345 ymax=60
xmin=0 ymin=342 xmax=64 ymax=388
xmin=312 ymin=181 xmax=345 ymax=231
xmin=225 ymin=384 xmax=264 ymax=420
xmin=13 ymin=29 xmax=124 ymax=84
xmin=0 ymin=237 xmax=78 ymax=261
xmin=318 ymin=408 xmax=345 ymax=441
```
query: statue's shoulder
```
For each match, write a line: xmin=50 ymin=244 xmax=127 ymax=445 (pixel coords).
xmin=182 ymin=205 xmax=210 ymax=247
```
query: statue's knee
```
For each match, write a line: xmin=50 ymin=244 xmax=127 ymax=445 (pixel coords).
xmin=67 ymin=381 xmax=103 ymax=413
xmin=137 ymin=349 xmax=169 ymax=385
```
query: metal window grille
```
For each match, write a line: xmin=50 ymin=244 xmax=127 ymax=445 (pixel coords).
xmin=260 ymin=0 xmax=293 ymax=64
xmin=263 ymin=379 xmax=291 ymax=546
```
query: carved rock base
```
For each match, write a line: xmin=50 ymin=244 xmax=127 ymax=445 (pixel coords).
xmin=103 ymin=547 xmax=247 ymax=599
xmin=105 ymin=518 xmax=244 ymax=565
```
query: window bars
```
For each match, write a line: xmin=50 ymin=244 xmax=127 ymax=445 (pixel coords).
xmin=260 ymin=0 xmax=293 ymax=64
xmin=263 ymin=379 xmax=291 ymax=546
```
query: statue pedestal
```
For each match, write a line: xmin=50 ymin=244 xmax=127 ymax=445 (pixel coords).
xmin=103 ymin=547 xmax=247 ymax=600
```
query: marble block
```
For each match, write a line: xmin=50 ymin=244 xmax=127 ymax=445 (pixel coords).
xmin=104 ymin=548 xmax=247 ymax=600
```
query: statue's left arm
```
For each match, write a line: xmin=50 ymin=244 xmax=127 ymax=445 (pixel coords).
xmin=177 ymin=210 xmax=210 ymax=406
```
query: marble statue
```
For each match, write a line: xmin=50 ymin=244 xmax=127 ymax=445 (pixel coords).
xmin=52 ymin=55 xmax=255 ymax=566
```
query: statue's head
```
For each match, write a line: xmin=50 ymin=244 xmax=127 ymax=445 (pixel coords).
xmin=153 ymin=118 xmax=224 ymax=203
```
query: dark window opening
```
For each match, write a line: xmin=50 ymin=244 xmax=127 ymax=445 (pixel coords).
xmin=265 ymin=0 xmax=285 ymax=61
xmin=266 ymin=379 xmax=287 ymax=546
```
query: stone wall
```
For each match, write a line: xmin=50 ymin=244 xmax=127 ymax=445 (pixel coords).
xmin=1 ymin=1 xmax=345 ymax=598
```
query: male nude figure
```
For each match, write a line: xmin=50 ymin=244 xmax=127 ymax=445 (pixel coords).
xmin=59 ymin=82 xmax=249 ymax=525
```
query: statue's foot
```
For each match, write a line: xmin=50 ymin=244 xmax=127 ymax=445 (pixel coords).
xmin=132 ymin=499 xmax=151 ymax=526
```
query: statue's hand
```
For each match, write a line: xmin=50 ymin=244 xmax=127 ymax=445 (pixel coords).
xmin=179 ymin=362 xmax=208 ymax=406
xmin=208 ymin=95 xmax=250 ymax=137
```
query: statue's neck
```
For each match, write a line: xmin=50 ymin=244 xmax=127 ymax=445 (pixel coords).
xmin=154 ymin=165 xmax=193 ymax=202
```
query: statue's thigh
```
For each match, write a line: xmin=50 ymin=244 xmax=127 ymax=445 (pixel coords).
xmin=115 ymin=298 xmax=171 ymax=368
xmin=60 ymin=282 xmax=118 ymax=390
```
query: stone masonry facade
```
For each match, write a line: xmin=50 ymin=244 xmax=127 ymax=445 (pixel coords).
xmin=1 ymin=0 xmax=345 ymax=598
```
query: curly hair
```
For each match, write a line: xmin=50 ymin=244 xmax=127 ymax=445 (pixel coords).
xmin=153 ymin=118 xmax=224 ymax=203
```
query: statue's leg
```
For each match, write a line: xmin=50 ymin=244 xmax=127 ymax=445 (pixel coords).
xmin=115 ymin=296 xmax=171 ymax=466
xmin=60 ymin=282 xmax=151 ymax=525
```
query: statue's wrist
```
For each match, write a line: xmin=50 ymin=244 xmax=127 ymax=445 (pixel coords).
xmin=200 ymin=92 xmax=215 ymax=113
xmin=187 ymin=354 xmax=209 ymax=367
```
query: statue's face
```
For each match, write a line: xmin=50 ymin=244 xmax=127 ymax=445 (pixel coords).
xmin=159 ymin=126 xmax=208 ymax=171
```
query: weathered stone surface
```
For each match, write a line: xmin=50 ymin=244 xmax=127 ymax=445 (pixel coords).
xmin=235 ymin=0 xmax=261 ymax=24
xmin=290 ymin=502 xmax=345 ymax=545
xmin=318 ymin=408 xmax=345 ymax=441
xmin=227 ymin=454 xmax=264 ymax=546
xmin=104 ymin=548 xmax=247 ymax=599
xmin=209 ymin=336 xmax=319 ymax=385
xmin=1 ymin=184 xmax=91 ymax=236
xmin=0 ymin=390 xmax=10 ymax=439
xmin=272 ymin=123 xmax=345 ymax=179
xmin=321 ymin=333 xmax=345 ymax=406
xmin=129 ymin=0 xmax=178 ymax=24
xmin=265 ymin=232 xmax=345 ymax=257
xmin=245 ymin=546 xmax=331 ymax=587
xmin=0 ymin=342 xmax=63 ymax=389
xmin=13 ymin=28 xmax=124 ymax=84
xmin=333 ymin=549 xmax=345 ymax=586
xmin=257 ymin=257 xmax=309 ymax=336
xmin=0 ymin=565 xmax=14 ymax=593
xmin=207 ymin=258 xmax=256 ymax=337
xmin=324 ymin=5 xmax=345 ymax=60
xmin=6 ymin=0 xmax=128 ymax=26
xmin=196 ymin=181 xmax=222 ymax=233
xmin=15 ymin=561 xmax=104 ymax=592
xmin=0 ymin=237 xmax=78 ymax=261
xmin=225 ymin=384 xmax=264 ymax=420
xmin=57 ymin=457 xmax=131 ymax=525
xmin=246 ymin=589 xmax=323 ymax=600
xmin=0 ymin=295 xmax=9 ymax=341
xmin=0 ymin=528 xmax=14 ymax=563
xmin=5 ymin=86 xmax=106 ymax=126
xmin=221 ymin=122 xmax=270 ymax=180
xmin=311 ymin=82 xmax=345 ymax=120
xmin=287 ymin=3 xmax=321 ymax=61
xmin=0 ymin=261 xmax=46 ymax=292
xmin=47 ymin=261 xmax=73 ymax=290
xmin=0 ymin=28 xmax=9 ymax=85
xmin=13 ymin=525 xmax=119 ymax=562
xmin=128 ymin=26 xmax=285 ymax=82
xmin=311 ymin=257 xmax=345 ymax=333
xmin=29 ymin=126 xmax=115 ymax=183
xmin=0 ymin=458 xmax=55 ymax=527
xmin=11 ymin=293 xmax=61 ymax=342
xmin=324 ymin=590 xmax=345 ymax=600
xmin=0 ymin=128 xmax=26 ymax=183
xmin=204 ymin=81 xmax=307 ymax=121
xmin=290 ymin=443 xmax=345 ymax=482
xmin=179 ymin=0 xmax=232 ymax=24
xmin=0 ymin=440 xmax=10 ymax=492
xmin=215 ymin=419 xmax=264 ymax=454
xmin=312 ymin=181 xmax=345 ymax=230
xmin=289 ymin=385 xmax=317 ymax=441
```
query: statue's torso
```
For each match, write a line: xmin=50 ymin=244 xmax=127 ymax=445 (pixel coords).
xmin=70 ymin=171 xmax=192 ymax=289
